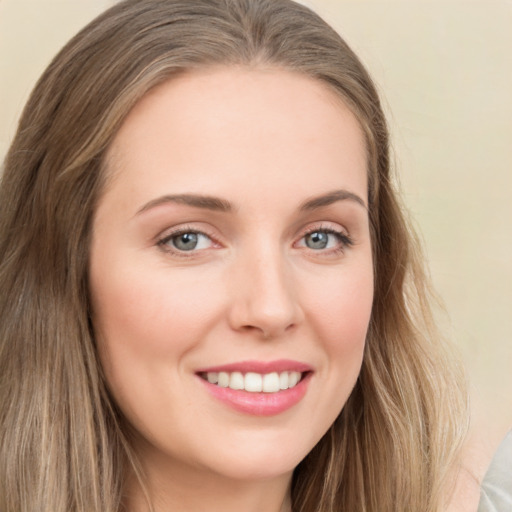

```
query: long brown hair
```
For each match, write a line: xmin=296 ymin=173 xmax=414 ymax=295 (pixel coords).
xmin=0 ymin=1 xmax=467 ymax=511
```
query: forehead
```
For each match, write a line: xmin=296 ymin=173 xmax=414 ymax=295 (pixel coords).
xmin=103 ymin=66 xmax=368 ymax=210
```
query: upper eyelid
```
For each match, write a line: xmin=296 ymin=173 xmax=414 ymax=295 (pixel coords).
xmin=299 ymin=228 xmax=352 ymax=243
xmin=159 ymin=229 xmax=212 ymax=243
xmin=297 ymin=221 xmax=350 ymax=238
xmin=157 ymin=224 xmax=217 ymax=242
xmin=301 ymin=224 xmax=345 ymax=234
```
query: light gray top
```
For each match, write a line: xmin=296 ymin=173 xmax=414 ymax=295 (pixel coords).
xmin=478 ymin=430 xmax=512 ymax=512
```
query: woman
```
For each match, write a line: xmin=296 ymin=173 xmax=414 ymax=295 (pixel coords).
xmin=0 ymin=0 xmax=468 ymax=511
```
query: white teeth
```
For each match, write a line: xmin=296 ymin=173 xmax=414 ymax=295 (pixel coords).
xmin=245 ymin=372 xmax=263 ymax=392
xmin=204 ymin=370 xmax=304 ymax=393
xmin=218 ymin=372 xmax=229 ymax=388
xmin=289 ymin=371 xmax=300 ymax=387
xmin=262 ymin=372 xmax=280 ymax=393
xmin=207 ymin=372 xmax=218 ymax=384
xmin=229 ymin=371 xmax=244 ymax=390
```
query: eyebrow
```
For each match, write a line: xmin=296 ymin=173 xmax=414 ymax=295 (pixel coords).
xmin=299 ymin=189 xmax=367 ymax=211
xmin=136 ymin=188 xmax=366 ymax=216
xmin=136 ymin=194 xmax=233 ymax=215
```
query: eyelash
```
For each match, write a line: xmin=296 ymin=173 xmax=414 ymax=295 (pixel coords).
xmin=298 ymin=225 xmax=354 ymax=255
xmin=157 ymin=226 xmax=219 ymax=258
xmin=156 ymin=224 xmax=353 ymax=258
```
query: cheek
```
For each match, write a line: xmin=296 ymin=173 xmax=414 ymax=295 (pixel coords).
xmin=90 ymin=262 xmax=223 ymax=357
xmin=89 ymin=261 xmax=227 ymax=427
xmin=302 ymin=261 xmax=373 ymax=400
xmin=305 ymin=263 xmax=374 ymax=345
xmin=291 ymin=263 xmax=373 ymax=443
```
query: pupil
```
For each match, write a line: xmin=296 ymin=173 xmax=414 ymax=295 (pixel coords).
xmin=307 ymin=232 xmax=328 ymax=249
xmin=174 ymin=233 xmax=198 ymax=250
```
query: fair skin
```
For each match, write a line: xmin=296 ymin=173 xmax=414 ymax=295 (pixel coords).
xmin=89 ymin=67 xmax=374 ymax=512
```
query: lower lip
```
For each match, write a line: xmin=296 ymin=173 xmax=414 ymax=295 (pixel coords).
xmin=198 ymin=373 xmax=311 ymax=416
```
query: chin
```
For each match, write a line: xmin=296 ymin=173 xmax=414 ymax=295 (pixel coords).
xmin=195 ymin=432 xmax=317 ymax=482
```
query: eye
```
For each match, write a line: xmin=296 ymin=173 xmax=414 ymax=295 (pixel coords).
xmin=159 ymin=230 xmax=214 ymax=252
xmin=304 ymin=231 xmax=334 ymax=250
xmin=297 ymin=227 xmax=353 ymax=252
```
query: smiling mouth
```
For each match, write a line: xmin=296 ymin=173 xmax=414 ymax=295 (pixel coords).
xmin=199 ymin=371 xmax=307 ymax=393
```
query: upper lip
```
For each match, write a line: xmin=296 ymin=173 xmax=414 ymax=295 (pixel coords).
xmin=196 ymin=359 xmax=313 ymax=374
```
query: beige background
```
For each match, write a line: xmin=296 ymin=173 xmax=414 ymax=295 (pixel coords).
xmin=1 ymin=0 xmax=511 ymax=481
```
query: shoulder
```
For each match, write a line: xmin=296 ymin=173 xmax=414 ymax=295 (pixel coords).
xmin=477 ymin=431 xmax=512 ymax=512
xmin=449 ymin=429 xmax=512 ymax=512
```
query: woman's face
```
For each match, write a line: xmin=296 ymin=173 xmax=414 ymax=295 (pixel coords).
xmin=89 ymin=68 xmax=373 ymax=483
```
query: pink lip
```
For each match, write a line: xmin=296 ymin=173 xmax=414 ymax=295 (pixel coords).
xmin=196 ymin=359 xmax=312 ymax=374
xmin=195 ymin=360 xmax=313 ymax=416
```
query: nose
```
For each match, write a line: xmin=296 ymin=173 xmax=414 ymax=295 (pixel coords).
xmin=227 ymin=246 xmax=304 ymax=339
